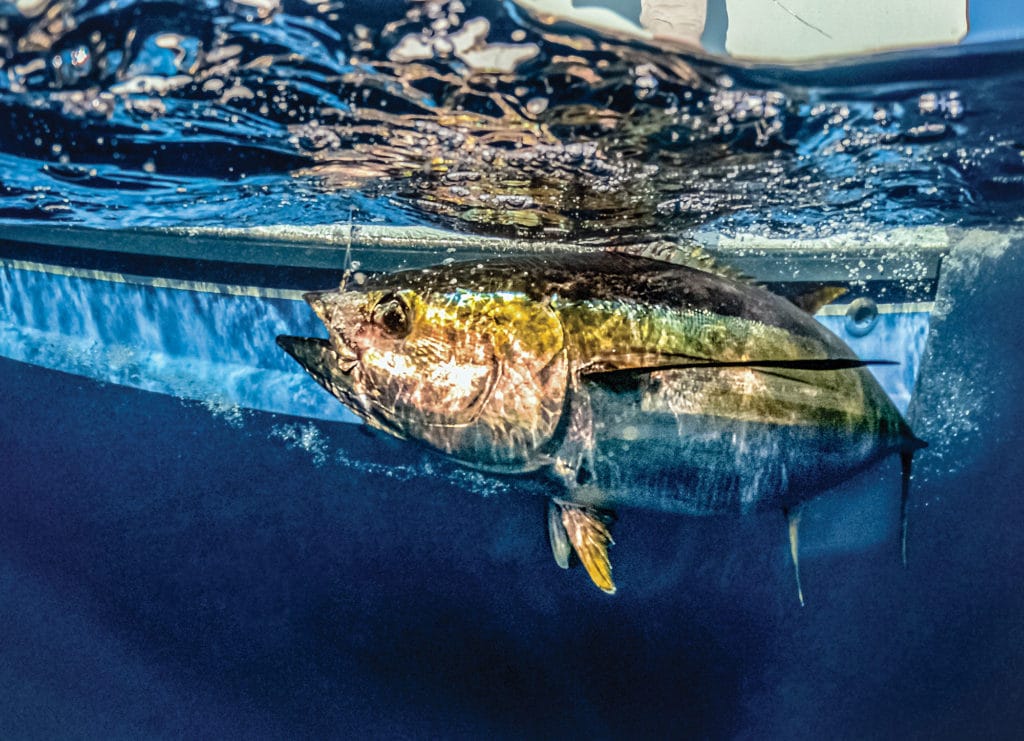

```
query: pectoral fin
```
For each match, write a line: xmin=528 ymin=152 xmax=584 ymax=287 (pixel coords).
xmin=555 ymin=500 xmax=617 ymax=595
xmin=581 ymin=357 xmax=897 ymax=387
xmin=547 ymin=500 xmax=572 ymax=570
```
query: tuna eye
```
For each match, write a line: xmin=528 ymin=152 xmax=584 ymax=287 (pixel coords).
xmin=372 ymin=295 xmax=411 ymax=337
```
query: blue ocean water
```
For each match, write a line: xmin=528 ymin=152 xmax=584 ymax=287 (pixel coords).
xmin=1 ymin=1 xmax=1024 ymax=738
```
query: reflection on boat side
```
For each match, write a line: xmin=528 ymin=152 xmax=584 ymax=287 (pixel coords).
xmin=0 ymin=259 xmax=354 ymax=423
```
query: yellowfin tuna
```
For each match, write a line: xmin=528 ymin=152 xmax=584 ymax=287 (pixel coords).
xmin=278 ymin=244 xmax=924 ymax=596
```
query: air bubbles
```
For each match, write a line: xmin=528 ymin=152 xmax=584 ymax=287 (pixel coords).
xmin=634 ymin=64 xmax=658 ymax=100
xmin=946 ymin=92 xmax=964 ymax=120
xmin=904 ymin=123 xmax=948 ymax=142
xmin=525 ymin=97 xmax=548 ymax=115
xmin=228 ymin=0 xmax=281 ymax=22
xmin=351 ymin=24 xmax=374 ymax=53
xmin=52 ymin=44 xmax=93 ymax=86
xmin=918 ymin=91 xmax=964 ymax=119
xmin=70 ymin=46 xmax=89 ymax=67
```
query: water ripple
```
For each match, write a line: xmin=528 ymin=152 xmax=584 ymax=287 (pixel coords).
xmin=1 ymin=0 xmax=1022 ymax=239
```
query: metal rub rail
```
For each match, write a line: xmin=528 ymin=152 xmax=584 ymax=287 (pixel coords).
xmin=0 ymin=221 xmax=957 ymax=282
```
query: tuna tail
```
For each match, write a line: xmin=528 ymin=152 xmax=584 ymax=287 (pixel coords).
xmin=899 ymin=432 xmax=928 ymax=566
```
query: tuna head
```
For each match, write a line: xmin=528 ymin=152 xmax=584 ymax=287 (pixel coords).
xmin=284 ymin=276 xmax=569 ymax=471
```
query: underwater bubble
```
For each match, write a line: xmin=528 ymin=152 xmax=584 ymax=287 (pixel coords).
xmin=525 ymin=97 xmax=548 ymax=115
xmin=270 ymin=422 xmax=328 ymax=466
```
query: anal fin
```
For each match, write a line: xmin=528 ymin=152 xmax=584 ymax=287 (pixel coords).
xmin=556 ymin=500 xmax=617 ymax=595
xmin=900 ymin=449 xmax=914 ymax=566
xmin=786 ymin=506 xmax=805 ymax=607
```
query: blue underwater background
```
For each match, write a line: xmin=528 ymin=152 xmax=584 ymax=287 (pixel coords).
xmin=2 ymin=1 xmax=1024 ymax=737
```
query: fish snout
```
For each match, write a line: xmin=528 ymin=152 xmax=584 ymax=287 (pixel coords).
xmin=303 ymin=290 xmax=334 ymax=326
xmin=303 ymin=290 xmax=361 ymax=365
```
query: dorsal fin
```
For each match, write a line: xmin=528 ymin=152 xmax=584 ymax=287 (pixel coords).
xmin=606 ymin=241 xmax=854 ymax=315
xmin=605 ymin=240 xmax=756 ymax=286
xmin=789 ymin=286 xmax=848 ymax=314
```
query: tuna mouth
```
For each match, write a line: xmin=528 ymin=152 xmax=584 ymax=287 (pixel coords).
xmin=277 ymin=335 xmax=358 ymax=387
